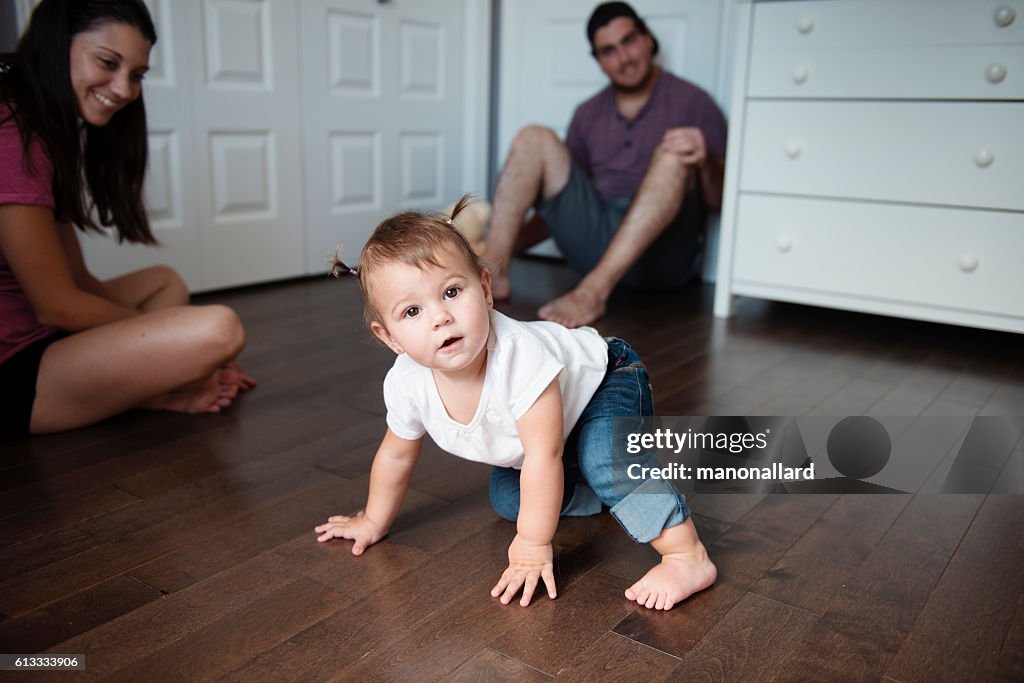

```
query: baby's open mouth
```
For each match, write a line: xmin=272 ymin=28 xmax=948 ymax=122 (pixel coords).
xmin=440 ymin=337 xmax=462 ymax=349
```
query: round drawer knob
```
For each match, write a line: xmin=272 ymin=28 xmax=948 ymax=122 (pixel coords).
xmin=959 ymin=253 xmax=980 ymax=273
xmin=784 ymin=141 xmax=803 ymax=159
xmin=975 ymin=148 xmax=995 ymax=167
xmin=994 ymin=6 xmax=1016 ymax=27
xmin=792 ymin=66 xmax=810 ymax=85
xmin=797 ymin=17 xmax=814 ymax=33
xmin=776 ymin=235 xmax=794 ymax=253
xmin=986 ymin=63 xmax=1007 ymax=84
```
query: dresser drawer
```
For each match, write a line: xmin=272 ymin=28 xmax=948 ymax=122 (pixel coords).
xmin=740 ymin=101 xmax=1024 ymax=211
xmin=731 ymin=195 xmax=1024 ymax=318
xmin=749 ymin=0 xmax=1024 ymax=99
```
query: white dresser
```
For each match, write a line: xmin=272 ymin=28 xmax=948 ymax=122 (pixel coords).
xmin=714 ymin=0 xmax=1024 ymax=333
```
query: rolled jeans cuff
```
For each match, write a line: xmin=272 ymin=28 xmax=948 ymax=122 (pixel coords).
xmin=609 ymin=477 xmax=691 ymax=543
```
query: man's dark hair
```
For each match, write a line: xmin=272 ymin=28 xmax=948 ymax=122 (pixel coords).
xmin=586 ymin=2 xmax=659 ymax=57
xmin=0 ymin=0 xmax=158 ymax=244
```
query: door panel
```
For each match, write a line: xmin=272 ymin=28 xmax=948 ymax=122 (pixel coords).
xmin=193 ymin=0 xmax=305 ymax=290
xmin=300 ymin=0 xmax=466 ymax=273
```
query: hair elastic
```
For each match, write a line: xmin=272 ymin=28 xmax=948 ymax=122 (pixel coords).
xmin=326 ymin=246 xmax=359 ymax=278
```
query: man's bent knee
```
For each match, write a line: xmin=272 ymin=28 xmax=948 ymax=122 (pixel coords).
xmin=646 ymin=146 xmax=696 ymax=192
xmin=510 ymin=124 xmax=561 ymax=156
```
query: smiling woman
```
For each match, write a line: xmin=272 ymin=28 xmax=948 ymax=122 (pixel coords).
xmin=69 ymin=21 xmax=151 ymax=127
xmin=0 ymin=0 xmax=254 ymax=439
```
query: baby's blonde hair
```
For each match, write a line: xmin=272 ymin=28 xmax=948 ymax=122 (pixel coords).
xmin=330 ymin=194 xmax=485 ymax=331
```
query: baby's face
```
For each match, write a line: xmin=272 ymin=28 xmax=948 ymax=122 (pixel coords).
xmin=369 ymin=247 xmax=493 ymax=377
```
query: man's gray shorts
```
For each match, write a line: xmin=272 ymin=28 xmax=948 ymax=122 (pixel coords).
xmin=535 ymin=163 xmax=704 ymax=289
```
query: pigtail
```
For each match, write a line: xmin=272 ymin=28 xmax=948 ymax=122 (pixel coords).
xmin=326 ymin=245 xmax=359 ymax=279
xmin=448 ymin=192 xmax=475 ymax=224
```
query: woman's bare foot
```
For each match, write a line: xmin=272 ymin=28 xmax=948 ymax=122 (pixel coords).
xmin=143 ymin=372 xmax=235 ymax=414
xmin=538 ymin=286 xmax=606 ymax=328
xmin=624 ymin=550 xmax=717 ymax=611
xmin=221 ymin=361 xmax=257 ymax=391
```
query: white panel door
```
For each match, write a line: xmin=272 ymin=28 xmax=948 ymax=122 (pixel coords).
xmin=191 ymin=0 xmax=305 ymax=290
xmin=300 ymin=0 xmax=467 ymax=272
xmin=78 ymin=0 xmax=306 ymax=292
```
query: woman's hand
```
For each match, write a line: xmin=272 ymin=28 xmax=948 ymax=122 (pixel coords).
xmin=314 ymin=510 xmax=388 ymax=556
xmin=491 ymin=534 xmax=557 ymax=607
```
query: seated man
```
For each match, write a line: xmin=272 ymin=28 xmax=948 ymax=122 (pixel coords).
xmin=486 ymin=1 xmax=727 ymax=328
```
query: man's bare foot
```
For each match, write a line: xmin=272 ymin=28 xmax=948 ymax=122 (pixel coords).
xmin=492 ymin=272 xmax=512 ymax=301
xmin=624 ymin=551 xmax=717 ymax=611
xmin=143 ymin=372 xmax=235 ymax=414
xmin=538 ymin=286 xmax=606 ymax=328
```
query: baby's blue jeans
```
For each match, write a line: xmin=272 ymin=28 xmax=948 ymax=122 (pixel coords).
xmin=488 ymin=338 xmax=691 ymax=543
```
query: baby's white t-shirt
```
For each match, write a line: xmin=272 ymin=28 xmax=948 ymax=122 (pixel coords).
xmin=383 ymin=309 xmax=609 ymax=469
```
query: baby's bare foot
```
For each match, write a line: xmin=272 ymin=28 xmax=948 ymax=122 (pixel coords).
xmin=624 ymin=551 xmax=717 ymax=611
xmin=538 ymin=286 xmax=606 ymax=328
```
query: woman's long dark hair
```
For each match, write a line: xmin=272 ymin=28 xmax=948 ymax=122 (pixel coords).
xmin=0 ymin=0 xmax=158 ymax=244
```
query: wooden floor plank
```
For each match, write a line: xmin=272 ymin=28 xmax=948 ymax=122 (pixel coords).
xmin=668 ymin=592 xmax=818 ymax=682
xmin=772 ymin=494 xmax=983 ymax=682
xmin=47 ymin=550 xmax=300 ymax=679
xmin=0 ymin=467 xmax=340 ymax=616
xmin=0 ymin=416 xmax=370 ymax=584
xmin=996 ymin=589 xmax=1024 ymax=682
xmin=552 ymin=631 xmax=679 ymax=681
xmin=103 ymin=578 xmax=348 ymax=682
xmin=323 ymin=566 xmax=538 ymax=681
xmin=127 ymin=474 xmax=365 ymax=594
xmin=750 ymin=494 xmax=910 ymax=615
xmin=886 ymin=495 xmax=1024 ymax=682
xmin=488 ymin=570 xmax=636 ymax=676
xmin=271 ymin=505 xmax=440 ymax=601
xmin=0 ymin=485 xmax=140 ymax=549
xmin=447 ymin=648 xmax=554 ymax=682
xmin=219 ymin=524 xmax=515 ymax=682
xmin=0 ymin=574 xmax=160 ymax=654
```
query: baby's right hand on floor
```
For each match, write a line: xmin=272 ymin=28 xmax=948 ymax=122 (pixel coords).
xmin=314 ymin=510 xmax=387 ymax=555
xmin=492 ymin=534 xmax=557 ymax=607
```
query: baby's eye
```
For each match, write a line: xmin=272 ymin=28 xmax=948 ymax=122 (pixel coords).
xmin=443 ymin=286 xmax=461 ymax=300
xmin=403 ymin=306 xmax=421 ymax=318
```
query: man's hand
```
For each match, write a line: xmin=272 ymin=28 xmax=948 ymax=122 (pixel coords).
xmin=491 ymin=534 xmax=557 ymax=607
xmin=314 ymin=510 xmax=388 ymax=555
xmin=661 ymin=127 xmax=707 ymax=168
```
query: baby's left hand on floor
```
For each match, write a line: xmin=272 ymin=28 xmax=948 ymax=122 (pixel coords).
xmin=491 ymin=534 xmax=556 ymax=607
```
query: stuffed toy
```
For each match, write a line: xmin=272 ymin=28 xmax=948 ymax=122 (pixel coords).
xmin=444 ymin=198 xmax=491 ymax=256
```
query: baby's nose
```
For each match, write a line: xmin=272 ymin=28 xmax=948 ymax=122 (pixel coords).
xmin=431 ymin=307 xmax=452 ymax=327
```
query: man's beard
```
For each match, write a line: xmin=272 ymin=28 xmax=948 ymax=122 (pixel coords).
xmin=611 ymin=62 xmax=657 ymax=94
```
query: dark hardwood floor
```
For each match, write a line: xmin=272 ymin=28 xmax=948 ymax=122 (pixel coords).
xmin=1 ymin=256 xmax=1022 ymax=682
